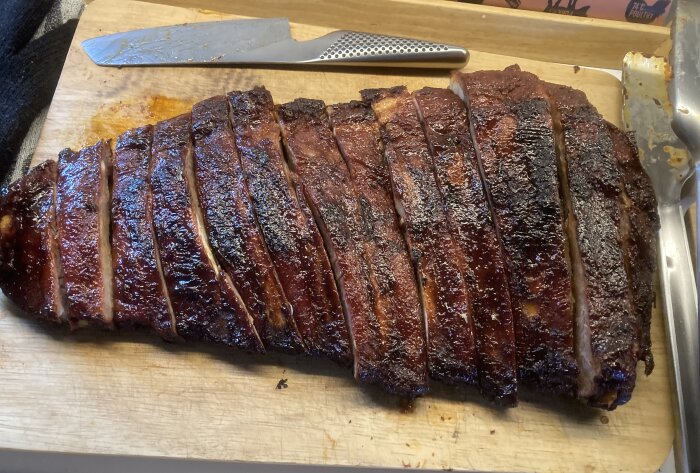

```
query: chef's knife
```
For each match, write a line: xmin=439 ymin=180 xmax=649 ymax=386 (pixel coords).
xmin=622 ymin=52 xmax=699 ymax=473
xmin=82 ymin=18 xmax=468 ymax=69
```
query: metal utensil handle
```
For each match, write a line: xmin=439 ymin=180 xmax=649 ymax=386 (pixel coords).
xmin=696 ymin=161 xmax=699 ymax=321
xmin=658 ymin=204 xmax=700 ymax=473
xmin=314 ymin=31 xmax=467 ymax=68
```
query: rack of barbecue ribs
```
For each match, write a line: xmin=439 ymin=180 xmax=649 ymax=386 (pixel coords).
xmin=0 ymin=66 xmax=658 ymax=410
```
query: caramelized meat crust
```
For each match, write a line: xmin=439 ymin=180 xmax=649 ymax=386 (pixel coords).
xmin=112 ymin=126 xmax=177 ymax=339
xmin=451 ymin=67 xmax=578 ymax=395
xmin=277 ymin=98 xmax=393 ymax=389
xmin=328 ymin=100 xmax=429 ymax=397
xmin=56 ymin=141 xmax=113 ymax=328
xmin=607 ymin=124 xmax=658 ymax=375
xmin=413 ymin=87 xmax=517 ymax=405
xmin=548 ymin=84 xmax=638 ymax=408
xmin=363 ymin=86 xmax=478 ymax=386
xmin=192 ymin=96 xmax=303 ymax=353
xmin=228 ymin=87 xmax=351 ymax=365
xmin=150 ymin=114 xmax=263 ymax=352
xmin=0 ymin=160 xmax=66 ymax=323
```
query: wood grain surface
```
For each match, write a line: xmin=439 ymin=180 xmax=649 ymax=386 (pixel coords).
xmin=144 ymin=0 xmax=669 ymax=69
xmin=0 ymin=1 xmax=675 ymax=472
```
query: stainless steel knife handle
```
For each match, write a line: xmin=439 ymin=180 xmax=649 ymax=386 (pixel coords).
xmin=657 ymin=203 xmax=700 ymax=473
xmin=312 ymin=31 xmax=468 ymax=68
xmin=244 ymin=30 xmax=468 ymax=68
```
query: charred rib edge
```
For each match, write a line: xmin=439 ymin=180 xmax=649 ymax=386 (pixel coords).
xmin=617 ymin=176 xmax=637 ymax=371
xmin=184 ymin=134 xmax=260 ymax=341
xmin=379 ymin=129 xmax=431 ymax=363
xmin=548 ymin=101 xmax=596 ymax=399
xmin=449 ymin=84 xmax=507 ymax=269
xmin=410 ymin=93 xmax=473 ymax=354
xmin=449 ymin=83 xmax=516 ymax=384
xmin=145 ymin=152 xmax=178 ymax=338
xmin=99 ymin=144 xmax=114 ymax=326
xmin=275 ymin=114 xmax=357 ymax=371
xmin=225 ymin=100 xmax=297 ymax=334
xmin=51 ymin=174 xmax=69 ymax=322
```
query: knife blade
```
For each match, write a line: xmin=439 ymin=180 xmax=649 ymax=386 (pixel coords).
xmin=82 ymin=18 xmax=293 ymax=66
xmin=82 ymin=18 xmax=468 ymax=69
xmin=622 ymin=52 xmax=699 ymax=473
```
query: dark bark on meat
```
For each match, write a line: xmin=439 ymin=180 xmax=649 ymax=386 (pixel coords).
xmin=276 ymin=98 xmax=387 ymax=389
xmin=0 ymin=70 xmax=657 ymax=407
xmin=328 ymin=100 xmax=429 ymax=397
xmin=0 ymin=160 xmax=66 ymax=323
xmin=228 ymin=87 xmax=351 ymax=365
xmin=112 ymin=126 xmax=177 ymax=340
xmin=548 ymin=83 xmax=638 ymax=409
xmin=363 ymin=86 xmax=478 ymax=386
xmin=451 ymin=67 xmax=578 ymax=396
xmin=150 ymin=114 xmax=263 ymax=352
xmin=607 ymin=124 xmax=658 ymax=375
xmin=192 ymin=96 xmax=304 ymax=353
xmin=56 ymin=141 xmax=113 ymax=328
xmin=413 ymin=87 xmax=517 ymax=405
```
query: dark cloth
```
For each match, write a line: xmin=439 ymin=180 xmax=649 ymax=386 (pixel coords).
xmin=0 ymin=0 xmax=77 ymax=183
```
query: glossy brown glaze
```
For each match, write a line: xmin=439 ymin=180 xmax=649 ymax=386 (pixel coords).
xmin=328 ymin=100 xmax=429 ymax=397
xmin=276 ymin=98 xmax=390 ymax=388
xmin=363 ymin=86 xmax=478 ymax=386
xmin=548 ymin=83 xmax=637 ymax=409
xmin=192 ymin=96 xmax=303 ymax=354
xmin=451 ymin=67 xmax=578 ymax=396
xmin=413 ymin=88 xmax=517 ymax=405
xmin=150 ymin=114 xmax=263 ymax=352
xmin=56 ymin=141 xmax=113 ymax=328
xmin=608 ymin=125 xmax=658 ymax=375
xmin=112 ymin=126 xmax=177 ymax=340
xmin=0 ymin=160 xmax=66 ymax=323
xmin=228 ymin=88 xmax=351 ymax=365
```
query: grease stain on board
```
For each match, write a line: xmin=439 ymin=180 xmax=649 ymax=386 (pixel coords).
xmin=84 ymin=95 xmax=193 ymax=146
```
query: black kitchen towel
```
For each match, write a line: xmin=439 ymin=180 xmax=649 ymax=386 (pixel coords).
xmin=0 ymin=0 xmax=78 ymax=184
xmin=0 ymin=0 xmax=55 ymax=58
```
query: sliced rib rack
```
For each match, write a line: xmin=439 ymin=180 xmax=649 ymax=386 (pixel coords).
xmin=0 ymin=66 xmax=658 ymax=410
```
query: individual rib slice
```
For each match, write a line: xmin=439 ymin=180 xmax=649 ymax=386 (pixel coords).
xmin=548 ymin=83 xmax=638 ymax=408
xmin=111 ymin=126 xmax=177 ymax=340
xmin=228 ymin=88 xmax=351 ymax=365
xmin=276 ymin=98 xmax=392 ymax=391
xmin=363 ymin=86 xmax=478 ymax=385
xmin=412 ymin=87 xmax=517 ymax=405
xmin=150 ymin=114 xmax=263 ymax=352
xmin=451 ymin=67 xmax=578 ymax=396
xmin=0 ymin=160 xmax=66 ymax=324
xmin=56 ymin=141 xmax=113 ymax=328
xmin=607 ymin=124 xmax=658 ymax=374
xmin=327 ymin=100 xmax=429 ymax=397
xmin=192 ymin=96 xmax=303 ymax=353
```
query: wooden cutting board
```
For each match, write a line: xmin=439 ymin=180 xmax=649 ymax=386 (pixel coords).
xmin=1 ymin=0 xmax=674 ymax=471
